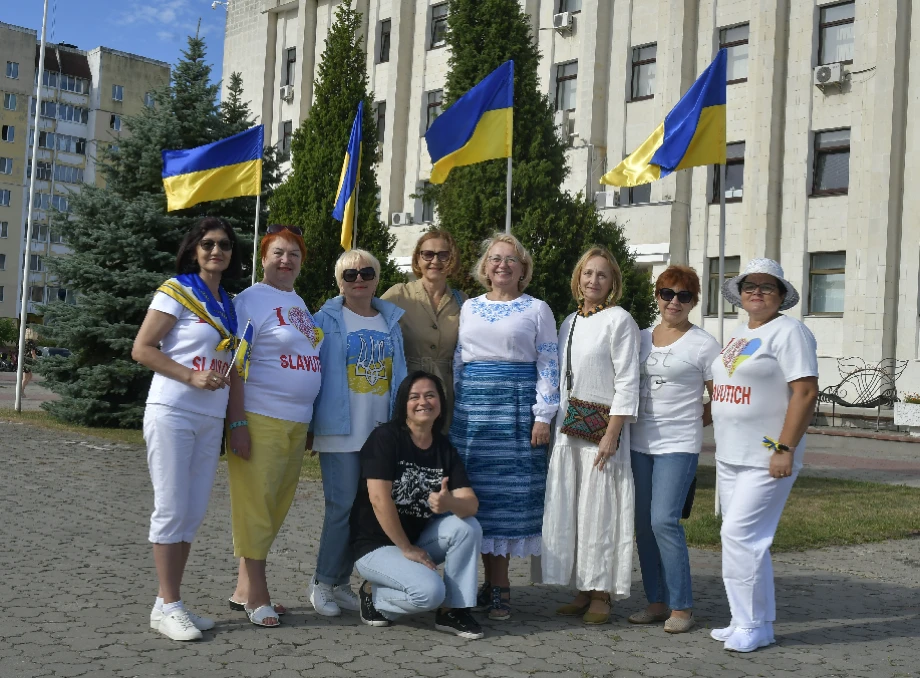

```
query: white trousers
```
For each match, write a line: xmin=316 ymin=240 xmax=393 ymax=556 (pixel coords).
xmin=717 ymin=460 xmax=797 ymax=629
xmin=144 ymin=403 xmax=223 ymax=544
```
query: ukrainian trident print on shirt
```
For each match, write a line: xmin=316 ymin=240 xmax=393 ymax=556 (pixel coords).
xmin=346 ymin=329 xmax=394 ymax=395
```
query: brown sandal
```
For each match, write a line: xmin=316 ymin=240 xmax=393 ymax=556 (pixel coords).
xmin=582 ymin=591 xmax=611 ymax=625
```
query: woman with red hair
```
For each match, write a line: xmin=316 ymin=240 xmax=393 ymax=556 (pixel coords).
xmin=224 ymin=224 xmax=324 ymax=627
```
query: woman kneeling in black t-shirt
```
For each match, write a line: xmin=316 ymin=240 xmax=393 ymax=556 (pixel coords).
xmin=351 ymin=371 xmax=484 ymax=639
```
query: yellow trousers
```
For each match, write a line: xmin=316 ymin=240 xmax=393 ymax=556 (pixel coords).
xmin=227 ymin=411 xmax=308 ymax=559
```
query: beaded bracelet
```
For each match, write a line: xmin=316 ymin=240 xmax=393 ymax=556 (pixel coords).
xmin=229 ymin=420 xmax=249 ymax=430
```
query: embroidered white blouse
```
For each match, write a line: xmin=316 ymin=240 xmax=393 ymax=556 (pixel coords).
xmin=454 ymin=294 xmax=560 ymax=423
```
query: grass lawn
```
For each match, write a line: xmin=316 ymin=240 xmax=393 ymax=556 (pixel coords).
xmin=0 ymin=408 xmax=144 ymax=445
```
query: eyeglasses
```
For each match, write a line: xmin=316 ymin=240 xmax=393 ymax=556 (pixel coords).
xmin=266 ymin=224 xmax=303 ymax=236
xmin=740 ymin=282 xmax=778 ymax=295
xmin=342 ymin=267 xmax=376 ymax=283
xmin=420 ymin=250 xmax=451 ymax=262
xmin=658 ymin=288 xmax=693 ymax=304
xmin=200 ymin=239 xmax=233 ymax=252
xmin=487 ymin=255 xmax=519 ymax=265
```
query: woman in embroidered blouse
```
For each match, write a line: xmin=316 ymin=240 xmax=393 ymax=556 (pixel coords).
xmin=382 ymin=229 xmax=466 ymax=432
xmin=542 ymin=246 xmax=640 ymax=625
xmin=450 ymin=232 xmax=559 ymax=621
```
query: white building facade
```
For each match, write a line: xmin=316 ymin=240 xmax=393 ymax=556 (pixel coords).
xmin=222 ymin=0 xmax=918 ymax=393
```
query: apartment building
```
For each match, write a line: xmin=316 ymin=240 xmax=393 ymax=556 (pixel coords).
xmin=0 ymin=22 xmax=169 ymax=322
xmin=225 ymin=0 xmax=914 ymax=390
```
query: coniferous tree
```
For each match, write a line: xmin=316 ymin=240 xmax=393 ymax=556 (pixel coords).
xmin=35 ymin=37 xmax=278 ymax=428
xmin=435 ymin=0 xmax=655 ymax=326
xmin=269 ymin=1 xmax=400 ymax=312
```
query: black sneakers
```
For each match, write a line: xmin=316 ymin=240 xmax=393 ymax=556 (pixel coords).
xmin=435 ymin=608 xmax=485 ymax=640
xmin=358 ymin=581 xmax=391 ymax=627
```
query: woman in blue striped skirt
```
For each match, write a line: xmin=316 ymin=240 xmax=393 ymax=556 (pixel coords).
xmin=450 ymin=233 xmax=559 ymax=621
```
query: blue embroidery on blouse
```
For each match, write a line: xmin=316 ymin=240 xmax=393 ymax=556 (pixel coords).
xmin=540 ymin=359 xmax=559 ymax=389
xmin=537 ymin=342 xmax=558 ymax=354
xmin=470 ymin=296 xmax=534 ymax=323
xmin=542 ymin=392 xmax=561 ymax=405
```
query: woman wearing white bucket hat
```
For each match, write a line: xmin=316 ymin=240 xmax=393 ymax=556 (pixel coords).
xmin=709 ymin=258 xmax=818 ymax=652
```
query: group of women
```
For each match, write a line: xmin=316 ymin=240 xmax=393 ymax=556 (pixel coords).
xmin=134 ymin=217 xmax=818 ymax=654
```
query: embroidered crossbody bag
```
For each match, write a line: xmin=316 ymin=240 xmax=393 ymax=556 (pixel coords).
xmin=559 ymin=315 xmax=613 ymax=444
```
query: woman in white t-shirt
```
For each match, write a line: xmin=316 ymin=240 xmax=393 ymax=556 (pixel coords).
xmin=132 ymin=217 xmax=245 ymax=642
xmin=710 ymin=258 xmax=818 ymax=653
xmin=224 ymin=225 xmax=323 ymax=628
xmin=627 ymin=266 xmax=720 ymax=634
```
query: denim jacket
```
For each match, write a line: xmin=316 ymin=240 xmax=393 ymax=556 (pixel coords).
xmin=311 ymin=295 xmax=407 ymax=436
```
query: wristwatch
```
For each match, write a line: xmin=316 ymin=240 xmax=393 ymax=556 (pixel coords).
xmin=776 ymin=442 xmax=793 ymax=453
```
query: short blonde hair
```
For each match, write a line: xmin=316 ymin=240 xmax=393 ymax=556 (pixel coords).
xmin=570 ymin=246 xmax=623 ymax=305
xmin=473 ymin=233 xmax=534 ymax=292
xmin=334 ymin=248 xmax=381 ymax=293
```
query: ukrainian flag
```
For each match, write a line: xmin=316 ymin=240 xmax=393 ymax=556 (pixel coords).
xmin=332 ymin=101 xmax=363 ymax=251
xmin=601 ymin=50 xmax=727 ymax=187
xmin=235 ymin=319 xmax=254 ymax=381
xmin=162 ymin=125 xmax=264 ymax=211
xmin=425 ymin=60 xmax=513 ymax=185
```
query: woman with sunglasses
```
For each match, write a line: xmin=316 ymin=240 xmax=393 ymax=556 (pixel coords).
xmin=382 ymin=229 xmax=466 ymax=432
xmin=308 ymin=248 xmax=408 ymax=617
xmin=710 ymin=259 xmax=818 ymax=652
xmin=132 ymin=217 xmax=243 ymax=641
xmin=627 ymin=266 xmax=720 ymax=634
xmin=224 ymin=224 xmax=323 ymax=628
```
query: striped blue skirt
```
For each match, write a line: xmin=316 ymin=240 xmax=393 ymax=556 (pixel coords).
xmin=449 ymin=361 xmax=547 ymax=557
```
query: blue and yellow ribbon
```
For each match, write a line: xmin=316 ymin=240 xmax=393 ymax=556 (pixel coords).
xmin=156 ymin=274 xmax=239 ymax=355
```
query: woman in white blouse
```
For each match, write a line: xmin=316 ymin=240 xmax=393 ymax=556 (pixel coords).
xmin=450 ymin=233 xmax=559 ymax=621
xmin=627 ymin=266 xmax=720 ymax=634
xmin=542 ymin=246 xmax=640 ymax=625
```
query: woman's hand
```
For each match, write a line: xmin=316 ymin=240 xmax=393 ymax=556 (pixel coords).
xmin=592 ymin=428 xmax=620 ymax=471
xmin=401 ymin=545 xmax=436 ymax=570
xmin=189 ymin=369 xmax=230 ymax=391
xmin=428 ymin=478 xmax=452 ymax=515
xmin=769 ymin=451 xmax=794 ymax=479
xmin=531 ymin=421 xmax=551 ymax=447
xmin=306 ymin=431 xmax=316 ymax=457
xmin=229 ymin=426 xmax=251 ymax=461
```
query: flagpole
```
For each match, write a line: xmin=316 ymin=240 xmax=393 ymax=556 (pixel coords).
xmin=715 ymin=161 xmax=727 ymax=517
xmin=250 ymin=194 xmax=260 ymax=286
xmin=14 ymin=0 xmax=50 ymax=413
xmin=352 ymin=169 xmax=359 ymax=250
xmin=505 ymin=156 xmax=512 ymax=234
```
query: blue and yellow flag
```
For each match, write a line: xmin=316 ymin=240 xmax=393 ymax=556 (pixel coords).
xmin=332 ymin=101 xmax=363 ymax=251
xmin=425 ymin=60 xmax=513 ymax=184
xmin=162 ymin=125 xmax=264 ymax=211
xmin=234 ymin=319 xmax=254 ymax=381
xmin=601 ymin=50 xmax=726 ymax=187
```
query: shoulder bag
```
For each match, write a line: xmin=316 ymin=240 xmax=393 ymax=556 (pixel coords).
xmin=560 ymin=315 xmax=615 ymax=445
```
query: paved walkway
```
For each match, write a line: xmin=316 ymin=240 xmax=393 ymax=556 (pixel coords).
xmin=0 ymin=372 xmax=59 ymax=411
xmin=1 ymin=419 xmax=918 ymax=678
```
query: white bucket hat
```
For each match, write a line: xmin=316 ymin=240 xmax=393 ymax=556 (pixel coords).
xmin=721 ymin=258 xmax=800 ymax=311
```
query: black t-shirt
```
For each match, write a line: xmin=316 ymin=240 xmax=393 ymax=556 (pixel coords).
xmin=350 ymin=421 xmax=472 ymax=561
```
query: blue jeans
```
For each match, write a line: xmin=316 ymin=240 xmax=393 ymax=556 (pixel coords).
xmin=355 ymin=515 xmax=482 ymax=620
xmin=316 ymin=452 xmax=361 ymax=586
xmin=631 ymin=450 xmax=698 ymax=611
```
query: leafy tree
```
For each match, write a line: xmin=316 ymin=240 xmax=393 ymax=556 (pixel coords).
xmin=0 ymin=318 xmax=17 ymax=346
xmin=434 ymin=0 xmax=655 ymax=327
xmin=34 ymin=36 xmax=279 ymax=428
xmin=269 ymin=0 xmax=401 ymax=312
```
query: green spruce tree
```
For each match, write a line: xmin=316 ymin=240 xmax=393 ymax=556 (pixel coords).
xmin=269 ymin=0 xmax=400 ymax=312
xmin=435 ymin=0 xmax=655 ymax=326
xmin=35 ymin=37 xmax=278 ymax=428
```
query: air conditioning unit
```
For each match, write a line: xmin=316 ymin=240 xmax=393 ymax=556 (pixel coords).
xmin=595 ymin=191 xmax=619 ymax=209
xmin=279 ymin=84 xmax=294 ymax=101
xmin=813 ymin=63 xmax=845 ymax=89
xmin=552 ymin=12 xmax=574 ymax=32
xmin=391 ymin=212 xmax=413 ymax=226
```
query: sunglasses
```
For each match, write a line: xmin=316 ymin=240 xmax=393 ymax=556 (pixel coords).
xmin=266 ymin=224 xmax=303 ymax=236
xmin=740 ymin=282 xmax=778 ymax=295
xmin=200 ymin=239 xmax=233 ymax=252
xmin=658 ymin=288 xmax=693 ymax=304
xmin=420 ymin=250 xmax=451 ymax=262
xmin=342 ymin=267 xmax=376 ymax=283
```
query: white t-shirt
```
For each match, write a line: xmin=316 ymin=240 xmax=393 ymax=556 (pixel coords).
xmin=710 ymin=315 xmax=818 ymax=470
xmin=234 ymin=283 xmax=324 ymax=425
xmin=145 ymin=292 xmax=232 ymax=418
xmin=631 ymin=325 xmax=721 ymax=455
xmin=313 ymin=308 xmax=394 ymax=453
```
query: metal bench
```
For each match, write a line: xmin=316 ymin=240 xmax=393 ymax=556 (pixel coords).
xmin=814 ymin=357 xmax=907 ymax=431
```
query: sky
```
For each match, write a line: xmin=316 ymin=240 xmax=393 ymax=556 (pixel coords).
xmin=3 ymin=0 xmax=226 ymax=80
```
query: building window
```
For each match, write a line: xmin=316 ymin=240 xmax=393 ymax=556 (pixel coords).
xmin=60 ymin=74 xmax=88 ymax=94
xmin=54 ymin=164 xmax=84 ymax=184
xmin=57 ymin=104 xmax=89 ymax=124
xmin=32 ymin=224 xmax=49 ymax=241
xmin=378 ymin=19 xmax=392 ymax=63
xmin=50 ymin=228 xmax=65 ymax=245
xmin=707 ymin=256 xmax=740 ymax=316
xmin=0 ymin=253 xmax=5 ymax=270
xmin=712 ymin=142 xmax=746 ymax=203
xmin=554 ymin=61 xmax=578 ymax=112
xmin=1 ymin=125 xmax=14 ymax=142
xmin=28 ymin=161 xmax=53 ymax=181
xmin=558 ymin=0 xmax=582 ymax=12
xmin=5 ymin=62 xmax=19 ymax=79
xmin=282 ymin=48 xmax=296 ymax=86
xmin=145 ymin=92 xmax=155 ymax=108
xmin=809 ymin=252 xmax=845 ymax=315
xmin=29 ymin=286 xmax=44 ymax=303
xmin=0 ymin=286 xmax=4 ymax=302
xmin=30 ymin=255 xmax=43 ymax=272
xmin=41 ymin=70 xmax=58 ymax=88
xmin=34 ymin=100 xmax=56 ymax=118
xmin=3 ymin=93 xmax=15 ymax=110
xmin=430 ymin=4 xmax=448 ymax=49
xmin=374 ymin=101 xmax=386 ymax=144
xmin=621 ymin=184 xmax=651 ymax=206
xmin=0 ymin=221 xmax=8 ymax=237
xmin=631 ymin=44 xmax=657 ymax=101
xmin=281 ymin=120 xmax=293 ymax=159
xmin=426 ymin=90 xmax=443 ymax=131
xmin=0 ymin=157 xmax=11 ymax=175
xmin=819 ymin=2 xmax=855 ymax=65
xmin=0 ymin=190 xmax=9 ymax=206
xmin=110 ymin=114 xmax=122 ymax=131
xmin=30 ymin=130 xmax=55 ymax=149
xmin=419 ymin=181 xmax=435 ymax=223
xmin=720 ymin=24 xmax=750 ymax=84
xmin=812 ymin=129 xmax=850 ymax=195
xmin=112 ymin=84 xmax=124 ymax=101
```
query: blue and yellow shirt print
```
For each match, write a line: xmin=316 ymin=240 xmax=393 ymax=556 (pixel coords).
xmin=346 ymin=329 xmax=394 ymax=396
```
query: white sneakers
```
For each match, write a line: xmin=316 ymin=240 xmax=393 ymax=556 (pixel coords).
xmin=150 ymin=606 xmax=213 ymax=641
xmin=309 ymin=577 xmax=359 ymax=616
xmin=722 ymin=624 xmax=775 ymax=652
